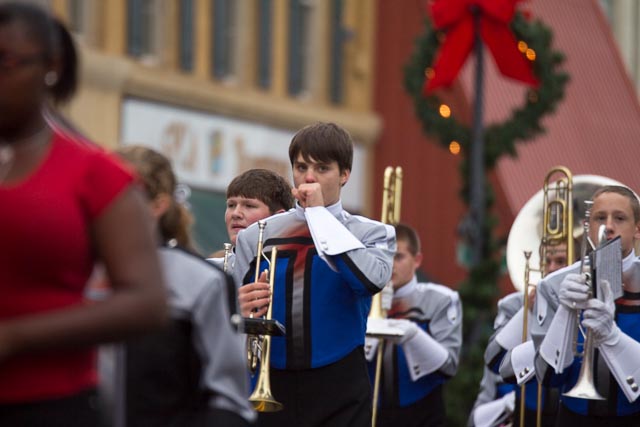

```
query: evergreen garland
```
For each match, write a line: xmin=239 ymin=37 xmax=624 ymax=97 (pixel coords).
xmin=403 ymin=12 xmax=568 ymax=426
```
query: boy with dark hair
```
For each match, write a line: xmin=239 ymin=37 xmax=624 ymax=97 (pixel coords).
xmin=365 ymin=223 xmax=462 ymax=427
xmin=234 ymin=122 xmax=396 ymax=427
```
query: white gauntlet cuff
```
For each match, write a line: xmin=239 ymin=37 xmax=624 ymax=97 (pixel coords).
xmin=402 ymin=329 xmax=448 ymax=381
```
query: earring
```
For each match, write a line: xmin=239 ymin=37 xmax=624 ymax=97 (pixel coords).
xmin=44 ymin=71 xmax=58 ymax=87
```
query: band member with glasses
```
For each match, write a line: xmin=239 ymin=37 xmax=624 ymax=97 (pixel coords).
xmin=0 ymin=4 xmax=166 ymax=425
xmin=235 ymin=122 xmax=396 ymax=427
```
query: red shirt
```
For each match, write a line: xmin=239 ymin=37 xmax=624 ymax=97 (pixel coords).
xmin=0 ymin=129 xmax=134 ymax=402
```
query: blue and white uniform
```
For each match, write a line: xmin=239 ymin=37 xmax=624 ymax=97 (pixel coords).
xmin=233 ymin=201 xmax=395 ymax=427
xmin=125 ymin=246 xmax=255 ymax=427
xmin=485 ymin=291 xmax=559 ymax=426
xmin=532 ymin=251 xmax=640 ymax=422
xmin=365 ymin=276 xmax=462 ymax=427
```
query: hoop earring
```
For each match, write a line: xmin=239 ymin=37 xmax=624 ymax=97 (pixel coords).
xmin=44 ymin=71 xmax=58 ymax=87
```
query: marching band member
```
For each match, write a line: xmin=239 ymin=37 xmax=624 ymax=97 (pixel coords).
xmin=234 ymin=122 xmax=396 ymax=427
xmin=0 ymin=4 xmax=166 ymax=425
xmin=208 ymin=168 xmax=293 ymax=273
xmin=117 ymin=146 xmax=256 ymax=426
xmin=532 ymin=185 xmax=640 ymax=425
xmin=468 ymin=367 xmax=517 ymax=427
xmin=366 ymin=223 xmax=462 ymax=427
xmin=481 ymin=242 xmax=571 ymax=426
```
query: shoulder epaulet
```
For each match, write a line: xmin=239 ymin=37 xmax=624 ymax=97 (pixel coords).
xmin=422 ymin=282 xmax=460 ymax=323
xmin=161 ymin=246 xmax=238 ymax=320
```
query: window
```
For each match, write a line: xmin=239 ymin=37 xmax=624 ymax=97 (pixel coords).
xmin=212 ymin=0 xmax=238 ymax=80
xmin=329 ymin=0 xmax=345 ymax=104
xmin=68 ymin=0 xmax=87 ymax=35
xmin=189 ymin=188 xmax=228 ymax=256
xmin=127 ymin=0 xmax=162 ymax=62
xmin=67 ymin=0 xmax=99 ymax=46
xmin=598 ymin=0 xmax=613 ymax=22
xmin=179 ymin=0 xmax=194 ymax=71
xmin=257 ymin=0 xmax=273 ymax=89
xmin=288 ymin=0 xmax=315 ymax=96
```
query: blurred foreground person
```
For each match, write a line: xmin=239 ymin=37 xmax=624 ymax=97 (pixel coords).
xmin=0 ymin=3 xmax=166 ymax=426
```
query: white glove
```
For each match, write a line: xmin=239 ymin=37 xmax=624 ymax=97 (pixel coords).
xmin=381 ymin=281 xmax=394 ymax=311
xmin=583 ymin=279 xmax=619 ymax=347
xmin=386 ymin=319 xmax=419 ymax=344
xmin=558 ymin=273 xmax=590 ymax=310
xmin=364 ymin=336 xmax=379 ymax=361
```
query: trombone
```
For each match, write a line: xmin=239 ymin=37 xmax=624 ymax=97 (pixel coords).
xmin=369 ymin=166 xmax=402 ymax=427
xmin=511 ymin=166 xmax=574 ymax=427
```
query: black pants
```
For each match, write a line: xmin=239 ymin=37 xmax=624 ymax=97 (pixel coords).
xmin=257 ymin=348 xmax=371 ymax=427
xmin=0 ymin=388 xmax=104 ymax=427
xmin=376 ymin=384 xmax=445 ymax=427
xmin=556 ymin=403 xmax=640 ymax=427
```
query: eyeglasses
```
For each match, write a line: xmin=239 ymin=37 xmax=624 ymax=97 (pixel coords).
xmin=0 ymin=53 xmax=45 ymax=72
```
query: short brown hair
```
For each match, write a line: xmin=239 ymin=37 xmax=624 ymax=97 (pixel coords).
xmin=288 ymin=122 xmax=353 ymax=173
xmin=395 ymin=223 xmax=421 ymax=256
xmin=592 ymin=185 xmax=640 ymax=223
xmin=226 ymin=169 xmax=294 ymax=214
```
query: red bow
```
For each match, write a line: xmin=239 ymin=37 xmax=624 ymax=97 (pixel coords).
xmin=424 ymin=0 xmax=538 ymax=94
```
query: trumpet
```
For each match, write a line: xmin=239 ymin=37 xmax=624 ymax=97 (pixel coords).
xmin=248 ymin=247 xmax=284 ymax=412
xmin=247 ymin=220 xmax=267 ymax=374
xmin=563 ymin=201 xmax=605 ymax=401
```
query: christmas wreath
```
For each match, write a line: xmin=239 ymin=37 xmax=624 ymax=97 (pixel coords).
xmin=404 ymin=9 xmax=568 ymax=168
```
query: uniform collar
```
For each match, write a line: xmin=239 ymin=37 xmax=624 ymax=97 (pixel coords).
xmin=394 ymin=275 xmax=418 ymax=299
xmin=623 ymin=248 xmax=636 ymax=273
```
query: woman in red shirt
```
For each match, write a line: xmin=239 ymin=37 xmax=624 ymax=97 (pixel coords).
xmin=0 ymin=3 xmax=167 ymax=426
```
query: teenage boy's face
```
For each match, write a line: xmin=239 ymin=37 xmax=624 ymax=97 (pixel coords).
xmin=589 ymin=192 xmax=640 ymax=257
xmin=292 ymin=154 xmax=349 ymax=207
xmin=225 ymin=196 xmax=272 ymax=245
xmin=392 ymin=240 xmax=422 ymax=290
xmin=544 ymin=242 xmax=568 ymax=275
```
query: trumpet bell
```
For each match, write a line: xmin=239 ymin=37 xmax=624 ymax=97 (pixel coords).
xmin=506 ymin=175 xmax=623 ymax=292
xmin=250 ymin=396 xmax=284 ymax=412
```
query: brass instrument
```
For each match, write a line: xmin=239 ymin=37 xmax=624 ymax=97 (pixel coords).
xmin=524 ymin=167 xmax=573 ymax=427
xmin=506 ymin=170 xmax=624 ymax=425
xmin=380 ymin=166 xmax=402 ymax=225
xmin=369 ymin=166 xmax=402 ymax=427
xmin=248 ymin=247 xmax=284 ymax=412
xmin=222 ymin=243 xmax=233 ymax=273
xmin=506 ymin=174 xmax=623 ymax=293
xmin=563 ymin=202 xmax=605 ymax=401
xmin=247 ymin=220 xmax=267 ymax=374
